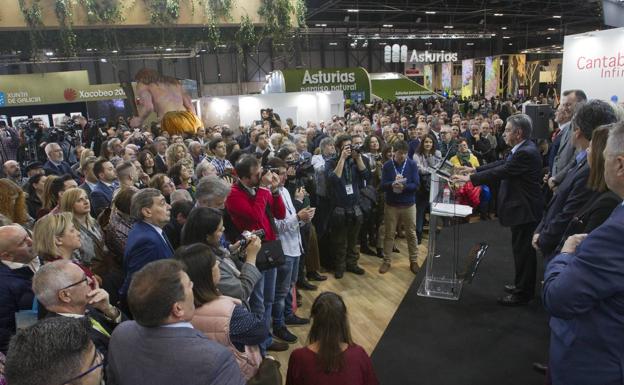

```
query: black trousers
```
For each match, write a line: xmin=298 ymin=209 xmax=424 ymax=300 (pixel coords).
xmin=510 ymin=221 xmax=538 ymax=298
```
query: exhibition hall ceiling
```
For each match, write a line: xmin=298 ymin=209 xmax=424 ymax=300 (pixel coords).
xmin=305 ymin=0 xmax=607 ymax=50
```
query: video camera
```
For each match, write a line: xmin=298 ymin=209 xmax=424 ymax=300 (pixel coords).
xmin=13 ymin=118 xmax=40 ymax=143
xmin=239 ymin=229 xmax=265 ymax=249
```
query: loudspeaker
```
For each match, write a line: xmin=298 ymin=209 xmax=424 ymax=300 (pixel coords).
xmin=525 ymin=104 xmax=551 ymax=140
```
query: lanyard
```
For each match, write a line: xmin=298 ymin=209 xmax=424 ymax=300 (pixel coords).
xmin=90 ymin=317 xmax=111 ymax=338
xmin=393 ymin=159 xmax=407 ymax=178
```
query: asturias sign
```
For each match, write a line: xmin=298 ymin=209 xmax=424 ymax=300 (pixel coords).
xmin=281 ymin=67 xmax=372 ymax=102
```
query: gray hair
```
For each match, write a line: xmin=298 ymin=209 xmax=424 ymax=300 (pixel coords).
xmin=195 ymin=175 xmax=231 ymax=205
xmin=319 ymin=137 xmax=335 ymax=155
xmin=171 ymin=189 xmax=193 ymax=203
xmin=32 ymin=260 xmax=75 ymax=308
xmin=44 ymin=142 xmax=60 ymax=156
xmin=195 ymin=159 xmax=216 ymax=178
xmin=188 ymin=141 xmax=202 ymax=151
xmin=280 ymin=141 xmax=297 ymax=153
xmin=130 ymin=188 xmax=162 ymax=220
xmin=506 ymin=114 xmax=533 ymax=139
xmin=606 ymin=121 xmax=624 ymax=156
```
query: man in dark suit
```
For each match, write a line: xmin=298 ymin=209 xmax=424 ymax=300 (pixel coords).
xmin=543 ymin=120 xmax=624 ymax=385
xmin=91 ymin=158 xmax=118 ymax=217
xmin=119 ymin=188 xmax=173 ymax=309
xmin=534 ymin=100 xmax=617 ymax=259
xmin=43 ymin=142 xmax=76 ymax=179
xmin=107 ymin=259 xmax=246 ymax=385
xmin=453 ymin=114 xmax=544 ymax=305
xmin=32 ymin=260 xmax=124 ymax=357
xmin=0 ymin=225 xmax=38 ymax=354
xmin=153 ymin=137 xmax=168 ymax=174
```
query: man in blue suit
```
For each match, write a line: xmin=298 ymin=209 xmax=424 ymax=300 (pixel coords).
xmin=90 ymin=158 xmax=118 ymax=217
xmin=453 ymin=114 xmax=544 ymax=305
xmin=42 ymin=142 xmax=76 ymax=180
xmin=534 ymin=100 xmax=618 ymax=259
xmin=543 ymin=120 xmax=624 ymax=385
xmin=108 ymin=259 xmax=246 ymax=385
xmin=119 ymin=188 xmax=173 ymax=311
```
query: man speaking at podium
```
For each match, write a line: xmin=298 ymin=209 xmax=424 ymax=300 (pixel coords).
xmin=453 ymin=114 xmax=544 ymax=306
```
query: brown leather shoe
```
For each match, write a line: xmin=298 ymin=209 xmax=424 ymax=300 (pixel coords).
xmin=379 ymin=262 xmax=391 ymax=274
xmin=410 ymin=261 xmax=420 ymax=275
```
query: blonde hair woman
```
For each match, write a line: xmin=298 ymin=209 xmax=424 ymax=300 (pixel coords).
xmin=0 ymin=179 xmax=30 ymax=227
xmin=166 ymin=143 xmax=190 ymax=170
xmin=40 ymin=175 xmax=59 ymax=213
xmin=60 ymin=188 xmax=107 ymax=269
xmin=32 ymin=212 xmax=97 ymax=286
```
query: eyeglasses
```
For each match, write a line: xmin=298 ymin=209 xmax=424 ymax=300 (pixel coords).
xmin=60 ymin=275 xmax=88 ymax=291
xmin=59 ymin=348 xmax=104 ymax=385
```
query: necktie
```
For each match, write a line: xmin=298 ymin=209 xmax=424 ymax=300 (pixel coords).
xmin=162 ymin=231 xmax=174 ymax=253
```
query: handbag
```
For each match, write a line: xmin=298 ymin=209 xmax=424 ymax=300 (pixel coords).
xmin=255 ymin=240 xmax=286 ymax=271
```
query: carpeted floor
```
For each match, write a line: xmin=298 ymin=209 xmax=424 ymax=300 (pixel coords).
xmin=371 ymin=219 xmax=550 ymax=385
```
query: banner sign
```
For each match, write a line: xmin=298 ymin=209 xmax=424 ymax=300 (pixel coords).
xmin=507 ymin=54 xmax=527 ymax=97
xmin=461 ymin=59 xmax=474 ymax=98
xmin=281 ymin=67 xmax=371 ymax=103
xmin=561 ymin=27 xmax=624 ymax=103
xmin=485 ymin=56 xmax=501 ymax=99
xmin=0 ymin=70 xmax=126 ymax=107
xmin=441 ymin=62 xmax=453 ymax=93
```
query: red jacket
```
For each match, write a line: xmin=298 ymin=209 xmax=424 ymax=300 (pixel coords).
xmin=225 ymin=183 xmax=286 ymax=242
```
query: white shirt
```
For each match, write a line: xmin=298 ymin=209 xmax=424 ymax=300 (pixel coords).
xmin=1 ymin=258 xmax=40 ymax=273
xmin=274 ymin=186 xmax=303 ymax=257
xmin=162 ymin=322 xmax=194 ymax=329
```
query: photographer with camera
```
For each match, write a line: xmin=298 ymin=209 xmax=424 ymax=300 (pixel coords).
xmin=0 ymin=121 xmax=20 ymax=166
xmin=180 ymin=207 xmax=262 ymax=308
xmin=325 ymin=134 xmax=370 ymax=278
xmin=224 ymin=154 xmax=287 ymax=352
xmin=267 ymin=157 xmax=315 ymax=343
xmin=261 ymin=109 xmax=281 ymax=132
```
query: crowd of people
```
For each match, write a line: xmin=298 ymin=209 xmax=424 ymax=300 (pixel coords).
xmin=0 ymin=90 xmax=623 ymax=385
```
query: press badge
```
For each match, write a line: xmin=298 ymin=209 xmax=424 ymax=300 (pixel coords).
xmin=345 ymin=184 xmax=354 ymax=195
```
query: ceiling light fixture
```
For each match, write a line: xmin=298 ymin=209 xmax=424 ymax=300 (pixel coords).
xmin=494 ymin=13 xmax=503 ymax=16
xmin=443 ymin=25 xmax=454 ymax=29
xmin=548 ymin=27 xmax=556 ymax=31
xmin=553 ymin=15 xmax=562 ymax=18
xmin=501 ymin=26 xmax=507 ymax=30
xmin=347 ymin=9 xmax=359 ymax=13
xmin=383 ymin=24 xmax=394 ymax=28
xmin=503 ymin=36 xmax=510 ymax=39
xmin=425 ymin=42 xmax=433 ymax=45
xmin=165 ymin=48 xmax=173 ymax=51
xmin=466 ymin=42 xmax=474 ymax=45
xmin=45 ymin=51 xmax=54 ymax=56
xmin=315 ymin=23 xmax=327 ymax=27
xmin=546 ymin=37 xmax=552 ymax=39
xmin=425 ymin=11 xmax=436 ymax=14
xmin=112 ymin=50 xmax=118 ymax=53
xmin=329 ymin=42 xmax=338 ymax=46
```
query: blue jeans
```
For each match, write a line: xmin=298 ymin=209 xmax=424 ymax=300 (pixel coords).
xmin=249 ymin=267 xmax=277 ymax=353
xmin=272 ymin=255 xmax=299 ymax=329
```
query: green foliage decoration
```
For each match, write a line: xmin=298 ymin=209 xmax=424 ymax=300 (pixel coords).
xmin=17 ymin=0 xmax=45 ymax=56
xmin=235 ymin=14 xmax=257 ymax=54
xmin=80 ymin=0 xmax=125 ymax=24
xmin=144 ymin=0 xmax=181 ymax=25
xmin=55 ymin=0 xmax=77 ymax=56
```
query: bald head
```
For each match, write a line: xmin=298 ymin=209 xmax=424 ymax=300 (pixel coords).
xmin=3 ymin=160 xmax=20 ymax=179
xmin=0 ymin=225 xmax=34 ymax=264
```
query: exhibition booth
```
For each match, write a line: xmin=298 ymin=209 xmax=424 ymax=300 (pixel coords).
xmin=200 ymin=91 xmax=344 ymax=129
xmin=561 ymin=27 xmax=624 ymax=103
xmin=0 ymin=70 xmax=129 ymax=127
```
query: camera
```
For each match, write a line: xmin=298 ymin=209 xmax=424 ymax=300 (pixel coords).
xmin=239 ymin=229 xmax=266 ymax=248
xmin=352 ymin=144 xmax=363 ymax=154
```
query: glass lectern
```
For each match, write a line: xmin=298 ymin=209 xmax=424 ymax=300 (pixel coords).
xmin=417 ymin=172 xmax=473 ymax=300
